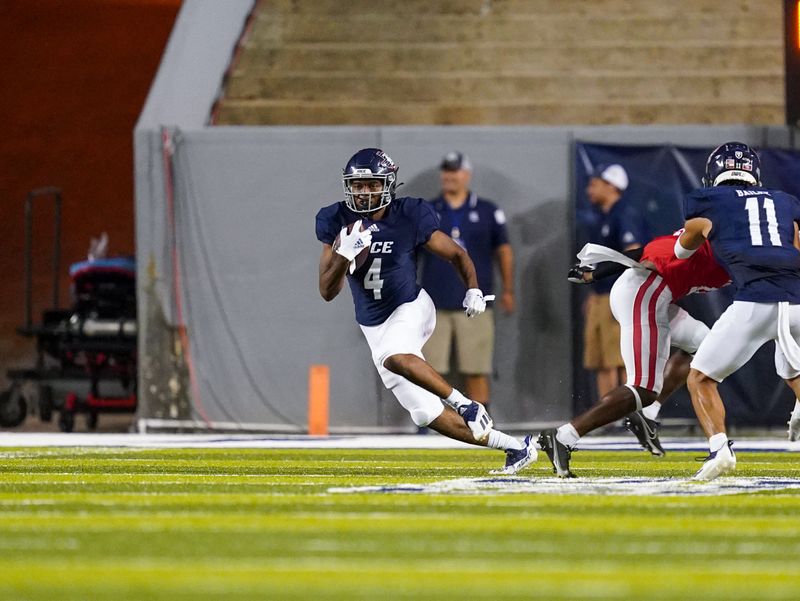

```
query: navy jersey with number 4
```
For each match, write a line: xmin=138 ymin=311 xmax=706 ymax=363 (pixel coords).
xmin=315 ymin=197 xmax=440 ymax=326
xmin=683 ymin=186 xmax=800 ymax=303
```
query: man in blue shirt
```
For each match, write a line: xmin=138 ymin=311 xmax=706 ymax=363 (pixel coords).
xmin=582 ymin=164 xmax=649 ymax=404
xmin=315 ymin=148 xmax=536 ymax=474
xmin=677 ymin=142 xmax=800 ymax=480
xmin=420 ymin=152 xmax=514 ymax=411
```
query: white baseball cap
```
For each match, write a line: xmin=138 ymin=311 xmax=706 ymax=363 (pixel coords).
xmin=593 ymin=164 xmax=629 ymax=191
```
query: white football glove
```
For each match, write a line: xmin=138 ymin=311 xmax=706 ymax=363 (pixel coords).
xmin=335 ymin=220 xmax=373 ymax=262
xmin=462 ymin=288 xmax=486 ymax=318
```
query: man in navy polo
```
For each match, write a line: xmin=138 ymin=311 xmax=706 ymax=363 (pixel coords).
xmin=421 ymin=151 xmax=515 ymax=411
xmin=583 ymin=164 xmax=650 ymax=403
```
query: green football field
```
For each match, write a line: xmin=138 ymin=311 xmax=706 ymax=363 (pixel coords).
xmin=1 ymin=446 xmax=800 ymax=601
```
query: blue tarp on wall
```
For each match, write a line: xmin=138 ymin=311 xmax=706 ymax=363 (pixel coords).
xmin=573 ymin=142 xmax=800 ymax=426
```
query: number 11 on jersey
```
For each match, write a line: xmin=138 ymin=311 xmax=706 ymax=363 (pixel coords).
xmin=364 ymin=258 xmax=384 ymax=299
xmin=745 ymin=196 xmax=781 ymax=247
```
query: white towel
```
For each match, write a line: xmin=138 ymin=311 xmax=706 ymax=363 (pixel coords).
xmin=577 ymin=243 xmax=645 ymax=270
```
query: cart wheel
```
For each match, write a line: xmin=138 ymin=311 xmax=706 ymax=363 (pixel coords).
xmin=38 ymin=385 xmax=54 ymax=422
xmin=0 ymin=386 xmax=27 ymax=428
xmin=58 ymin=410 xmax=74 ymax=433
xmin=87 ymin=412 xmax=98 ymax=431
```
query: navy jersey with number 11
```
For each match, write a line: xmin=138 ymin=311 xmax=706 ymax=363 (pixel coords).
xmin=683 ymin=186 xmax=800 ymax=303
xmin=315 ymin=196 xmax=440 ymax=326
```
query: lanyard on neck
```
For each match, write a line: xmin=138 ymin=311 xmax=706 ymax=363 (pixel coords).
xmin=446 ymin=192 xmax=474 ymax=245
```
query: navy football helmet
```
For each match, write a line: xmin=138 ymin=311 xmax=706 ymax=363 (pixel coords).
xmin=703 ymin=141 xmax=761 ymax=187
xmin=342 ymin=148 xmax=399 ymax=213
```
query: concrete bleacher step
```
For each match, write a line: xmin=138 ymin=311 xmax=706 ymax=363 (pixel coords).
xmin=214 ymin=0 xmax=783 ymax=125
xmin=257 ymin=0 xmax=769 ymax=17
xmin=225 ymin=71 xmax=782 ymax=104
xmin=236 ymin=42 xmax=782 ymax=74
xmin=216 ymin=99 xmax=783 ymax=126
xmin=253 ymin=14 xmax=780 ymax=45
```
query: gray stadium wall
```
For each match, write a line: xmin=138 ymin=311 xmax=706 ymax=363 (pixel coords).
xmin=134 ymin=0 xmax=800 ymax=432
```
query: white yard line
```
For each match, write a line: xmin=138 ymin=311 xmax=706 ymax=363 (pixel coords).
xmin=329 ymin=476 xmax=800 ymax=497
xmin=0 ymin=432 xmax=798 ymax=452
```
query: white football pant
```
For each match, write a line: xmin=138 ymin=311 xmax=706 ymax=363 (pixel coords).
xmin=610 ymin=269 xmax=709 ymax=394
xmin=692 ymin=300 xmax=800 ymax=382
xmin=359 ymin=289 xmax=445 ymax=426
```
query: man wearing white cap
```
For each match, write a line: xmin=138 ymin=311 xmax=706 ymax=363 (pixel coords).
xmin=582 ymin=164 xmax=650 ymax=402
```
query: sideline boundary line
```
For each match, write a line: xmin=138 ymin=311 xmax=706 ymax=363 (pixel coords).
xmin=0 ymin=433 xmax=798 ymax=452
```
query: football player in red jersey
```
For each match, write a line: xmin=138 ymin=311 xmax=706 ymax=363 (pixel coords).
xmin=538 ymin=231 xmax=730 ymax=477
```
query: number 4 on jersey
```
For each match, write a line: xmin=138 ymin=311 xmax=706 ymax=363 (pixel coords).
xmin=745 ymin=196 xmax=781 ymax=247
xmin=364 ymin=258 xmax=384 ymax=300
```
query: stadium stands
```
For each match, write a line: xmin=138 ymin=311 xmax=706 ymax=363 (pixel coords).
xmin=216 ymin=0 xmax=783 ymax=125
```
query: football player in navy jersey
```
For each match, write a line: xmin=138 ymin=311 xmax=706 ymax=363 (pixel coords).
xmin=315 ymin=148 xmax=537 ymax=474
xmin=677 ymin=142 xmax=800 ymax=479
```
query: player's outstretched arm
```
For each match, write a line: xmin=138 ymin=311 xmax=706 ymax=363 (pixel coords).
xmin=568 ymin=247 xmax=646 ymax=284
xmin=424 ymin=230 xmax=479 ymax=289
xmin=676 ymin=218 xmax=712 ymax=259
xmin=318 ymin=243 xmax=350 ymax=301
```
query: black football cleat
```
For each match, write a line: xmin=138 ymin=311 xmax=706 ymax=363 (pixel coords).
xmin=537 ymin=429 xmax=576 ymax=478
xmin=623 ymin=411 xmax=666 ymax=457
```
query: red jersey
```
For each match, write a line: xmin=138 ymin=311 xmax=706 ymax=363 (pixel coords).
xmin=640 ymin=232 xmax=730 ymax=300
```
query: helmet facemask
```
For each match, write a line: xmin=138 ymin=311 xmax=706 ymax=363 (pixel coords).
xmin=343 ymin=172 xmax=396 ymax=213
